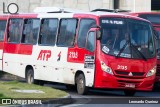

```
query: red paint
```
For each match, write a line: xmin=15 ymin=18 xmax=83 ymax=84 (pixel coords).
xmin=18 ymin=44 xmax=33 ymax=55
xmin=8 ymin=14 xmax=38 ymax=18
xmin=3 ymin=43 xmax=19 ymax=54
xmin=3 ymin=43 xmax=32 ymax=55
xmin=37 ymin=50 xmax=51 ymax=61
xmin=58 ymin=51 xmax=61 ymax=57
xmin=0 ymin=42 xmax=4 ymax=49
xmin=46 ymin=50 xmax=51 ymax=61
xmin=67 ymin=47 xmax=94 ymax=63
xmin=93 ymin=41 xmax=156 ymax=90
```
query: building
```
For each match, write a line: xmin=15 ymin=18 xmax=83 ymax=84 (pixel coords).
xmin=0 ymin=0 xmax=155 ymax=14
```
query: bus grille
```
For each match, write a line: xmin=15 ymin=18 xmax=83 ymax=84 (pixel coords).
xmin=115 ymin=70 xmax=145 ymax=77
xmin=156 ymin=65 xmax=160 ymax=76
xmin=114 ymin=71 xmax=145 ymax=88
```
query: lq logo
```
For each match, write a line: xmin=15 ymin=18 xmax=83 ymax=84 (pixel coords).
xmin=3 ymin=2 xmax=19 ymax=14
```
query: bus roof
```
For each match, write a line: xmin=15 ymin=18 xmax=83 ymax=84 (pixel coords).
xmin=0 ymin=11 xmax=150 ymax=23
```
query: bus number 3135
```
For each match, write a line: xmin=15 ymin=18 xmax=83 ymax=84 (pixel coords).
xmin=117 ymin=65 xmax=128 ymax=70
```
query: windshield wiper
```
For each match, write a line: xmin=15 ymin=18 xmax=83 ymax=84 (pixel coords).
xmin=130 ymin=43 xmax=147 ymax=61
xmin=116 ymin=40 xmax=129 ymax=58
xmin=116 ymin=41 xmax=147 ymax=61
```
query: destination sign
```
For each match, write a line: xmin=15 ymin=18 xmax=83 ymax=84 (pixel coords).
xmin=101 ymin=19 xmax=124 ymax=25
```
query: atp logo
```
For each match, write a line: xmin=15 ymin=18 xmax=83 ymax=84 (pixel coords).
xmin=37 ymin=50 xmax=51 ymax=61
xmin=57 ymin=51 xmax=61 ymax=61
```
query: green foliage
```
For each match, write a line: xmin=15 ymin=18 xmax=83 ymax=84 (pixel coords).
xmin=0 ymin=81 xmax=67 ymax=99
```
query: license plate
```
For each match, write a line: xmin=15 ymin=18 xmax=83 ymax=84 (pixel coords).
xmin=125 ymin=83 xmax=135 ymax=88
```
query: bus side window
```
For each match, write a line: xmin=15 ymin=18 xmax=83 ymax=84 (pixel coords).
xmin=86 ymin=32 xmax=95 ymax=52
xmin=22 ymin=18 xmax=40 ymax=44
xmin=0 ymin=20 xmax=7 ymax=41
xmin=57 ymin=18 xmax=77 ymax=47
xmin=39 ymin=18 xmax=58 ymax=46
xmin=77 ymin=19 xmax=96 ymax=48
xmin=8 ymin=18 xmax=23 ymax=43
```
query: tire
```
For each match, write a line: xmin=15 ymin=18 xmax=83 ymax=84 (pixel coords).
xmin=124 ymin=90 xmax=136 ymax=96
xmin=76 ymin=74 xmax=88 ymax=95
xmin=26 ymin=69 xmax=35 ymax=84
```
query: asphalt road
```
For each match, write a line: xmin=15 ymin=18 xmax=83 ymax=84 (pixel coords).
xmin=45 ymin=83 xmax=160 ymax=107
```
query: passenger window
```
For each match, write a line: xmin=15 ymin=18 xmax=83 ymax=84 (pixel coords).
xmin=57 ymin=19 xmax=77 ymax=47
xmin=39 ymin=18 xmax=58 ymax=45
xmin=0 ymin=20 xmax=6 ymax=41
xmin=86 ymin=32 xmax=95 ymax=52
xmin=22 ymin=19 xmax=40 ymax=44
xmin=78 ymin=19 xmax=96 ymax=48
xmin=8 ymin=19 xmax=23 ymax=43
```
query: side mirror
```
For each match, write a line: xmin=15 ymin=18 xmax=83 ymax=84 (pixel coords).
xmin=90 ymin=25 xmax=101 ymax=40
xmin=96 ymin=30 xmax=101 ymax=40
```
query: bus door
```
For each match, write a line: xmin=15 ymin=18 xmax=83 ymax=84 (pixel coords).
xmin=0 ymin=20 xmax=7 ymax=71
xmin=84 ymin=31 xmax=97 ymax=68
xmin=82 ymin=30 xmax=97 ymax=86
xmin=66 ymin=30 xmax=97 ymax=86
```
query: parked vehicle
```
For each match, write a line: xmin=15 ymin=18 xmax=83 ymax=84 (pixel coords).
xmin=128 ymin=12 xmax=160 ymax=86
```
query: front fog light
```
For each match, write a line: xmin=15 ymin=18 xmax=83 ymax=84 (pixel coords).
xmin=101 ymin=61 xmax=113 ymax=75
xmin=146 ymin=66 xmax=156 ymax=77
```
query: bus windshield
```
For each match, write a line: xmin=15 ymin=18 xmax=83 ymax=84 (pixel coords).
xmin=100 ymin=18 xmax=156 ymax=59
xmin=139 ymin=14 xmax=160 ymax=24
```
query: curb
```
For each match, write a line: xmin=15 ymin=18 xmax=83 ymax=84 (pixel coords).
xmin=42 ymin=94 xmax=73 ymax=106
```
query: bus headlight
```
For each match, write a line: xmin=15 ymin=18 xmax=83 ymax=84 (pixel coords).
xmin=101 ymin=61 xmax=113 ymax=75
xmin=146 ymin=66 xmax=156 ymax=77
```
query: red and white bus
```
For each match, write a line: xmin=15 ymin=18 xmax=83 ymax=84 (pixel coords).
xmin=0 ymin=8 xmax=157 ymax=96
xmin=127 ymin=12 xmax=160 ymax=86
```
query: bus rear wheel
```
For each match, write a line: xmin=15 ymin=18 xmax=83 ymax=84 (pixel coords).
xmin=124 ymin=90 xmax=136 ymax=96
xmin=76 ymin=74 xmax=88 ymax=95
xmin=26 ymin=69 xmax=34 ymax=84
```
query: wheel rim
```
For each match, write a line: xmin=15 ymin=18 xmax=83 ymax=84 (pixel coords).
xmin=78 ymin=78 xmax=84 ymax=92
xmin=28 ymin=74 xmax=33 ymax=84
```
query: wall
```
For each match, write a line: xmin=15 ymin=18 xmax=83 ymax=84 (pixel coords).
xmin=0 ymin=0 xmax=151 ymax=14
xmin=120 ymin=0 xmax=151 ymax=12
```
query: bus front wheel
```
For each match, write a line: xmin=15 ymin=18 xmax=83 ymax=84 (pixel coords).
xmin=76 ymin=74 xmax=88 ymax=95
xmin=124 ymin=90 xmax=136 ymax=96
